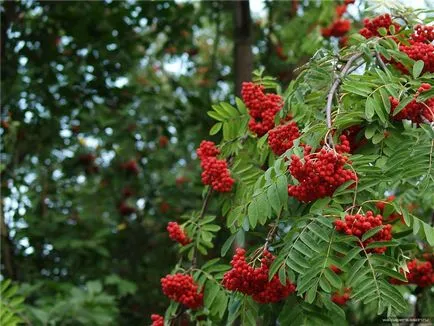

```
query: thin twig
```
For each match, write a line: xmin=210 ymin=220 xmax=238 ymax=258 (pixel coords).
xmin=325 ymin=53 xmax=363 ymax=144
xmin=375 ymin=52 xmax=388 ymax=71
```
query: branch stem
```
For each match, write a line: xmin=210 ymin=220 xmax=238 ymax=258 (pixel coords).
xmin=325 ymin=53 xmax=363 ymax=141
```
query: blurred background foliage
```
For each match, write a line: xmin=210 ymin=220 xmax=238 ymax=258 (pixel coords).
xmin=0 ymin=0 xmax=416 ymax=324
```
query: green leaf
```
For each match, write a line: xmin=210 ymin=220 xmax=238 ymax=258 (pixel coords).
xmin=422 ymin=222 xmax=434 ymax=246
xmin=221 ymin=233 xmax=237 ymax=257
xmin=392 ymin=96 xmax=413 ymax=116
xmin=372 ymin=133 xmax=385 ymax=144
xmin=373 ymin=91 xmax=387 ymax=124
xmin=365 ymin=240 xmax=399 ymax=249
xmin=267 ymin=184 xmax=281 ymax=215
xmin=378 ymin=27 xmax=387 ymax=36
xmin=204 ymin=282 xmax=220 ymax=308
xmin=209 ymin=122 xmax=222 ymax=135
xmin=365 ymin=96 xmax=376 ymax=120
xmin=247 ymin=200 xmax=258 ymax=229
xmin=413 ymin=60 xmax=424 ymax=78
xmin=379 ymin=88 xmax=391 ymax=114
xmin=364 ymin=125 xmax=377 ymax=139
xmin=361 ymin=225 xmax=384 ymax=241
xmin=376 ymin=266 xmax=407 ymax=282
xmin=279 ymin=266 xmax=287 ymax=286
xmin=324 ymin=268 xmax=342 ymax=289
xmin=310 ymin=197 xmax=331 ymax=213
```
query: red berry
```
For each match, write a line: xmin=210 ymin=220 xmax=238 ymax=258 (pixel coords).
xmin=167 ymin=222 xmax=191 ymax=246
xmin=151 ymin=314 xmax=164 ymax=326
xmin=390 ymin=95 xmax=434 ymax=124
xmin=161 ymin=274 xmax=203 ymax=309
xmin=390 ymin=259 xmax=434 ymax=287
xmin=331 ymin=288 xmax=351 ymax=305
xmin=121 ymin=159 xmax=140 ymax=174
xmin=196 ymin=141 xmax=234 ymax=192
xmin=288 ymin=145 xmax=357 ymax=203
xmin=222 ymin=248 xmax=296 ymax=304
xmin=268 ymin=121 xmax=300 ymax=155
xmin=359 ymin=14 xmax=400 ymax=39
xmin=241 ymin=82 xmax=283 ymax=136
xmin=334 ymin=211 xmax=392 ymax=253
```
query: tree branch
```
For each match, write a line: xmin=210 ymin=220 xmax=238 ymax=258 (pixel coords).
xmin=325 ymin=53 xmax=363 ymax=132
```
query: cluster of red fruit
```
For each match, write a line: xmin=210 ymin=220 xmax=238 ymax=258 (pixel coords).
xmin=78 ymin=153 xmax=99 ymax=174
xmin=121 ymin=159 xmax=140 ymax=175
xmin=390 ymin=259 xmax=434 ymax=288
xmin=330 ymin=265 xmax=342 ymax=274
xmin=196 ymin=141 xmax=234 ymax=192
xmin=321 ymin=19 xmax=351 ymax=38
xmin=331 ymin=288 xmax=351 ymax=306
xmin=222 ymin=248 xmax=296 ymax=303
xmin=321 ymin=0 xmax=355 ymax=46
xmin=397 ymin=25 xmax=434 ymax=74
xmin=334 ymin=211 xmax=392 ymax=254
xmin=241 ymin=82 xmax=283 ymax=136
xmin=288 ymin=143 xmax=357 ymax=202
xmin=360 ymin=16 xmax=434 ymax=75
xmin=167 ymin=222 xmax=191 ymax=246
xmin=161 ymin=273 xmax=203 ymax=309
xmin=340 ymin=126 xmax=366 ymax=153
xmin=359 ymin=14 xmax=400 ymax=39
xmin=390 ymin=83 xmax=433 ymax=123
xmin=118 ymin=186 xmax=136 ymax=216
xmin=150 ymin=314 xmax=164 ymax=326
xmin=118 ymin=201 xmax=136 ymax=216
xmin=375 ymin=195 xmax=403 ymax=223
xmin=411 ymin=24 xmax=434 ymax=43
xmin=267 ymin=121 xmax=300 ymax=156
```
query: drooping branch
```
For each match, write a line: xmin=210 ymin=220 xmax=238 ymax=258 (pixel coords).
xmin=325 ymin=53 xmax=363 ymax=132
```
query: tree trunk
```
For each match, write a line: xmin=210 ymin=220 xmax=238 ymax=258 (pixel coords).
xmin=233 ymin=0 xmax=252 ymax=97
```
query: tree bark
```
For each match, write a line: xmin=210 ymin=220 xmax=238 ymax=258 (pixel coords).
xmin=233 ymin=0 xmax=252 ymax=97
xmin=0 ymin=205 xmax=16 ymax=280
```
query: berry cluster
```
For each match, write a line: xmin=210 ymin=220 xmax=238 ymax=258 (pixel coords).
xmin=196 ymin=141 xmax=234 ymax=192
xmin=340 ymin=126 xmax=366 ymax=153
xmin=361 ymin=19 xmax=434 ymax=75
xmin=122 ymin=187 xmax=134 ymax=198
xmin=118 ymin=201 xmax=136 ymax=216
xmin=159 ymin=136 xmax=169 ymax=148
xmin=268 ymin=121 xmax=300 ymax=156
xmin=330 ymin=265 xmax=342 ymax=274
xmin=411 ymin=24 xmax=434 ymax=43
xmin=390 ymin=259 xmax=434 ymax=288
xmin=196 ymin=140 xmax=220 ymax=159
xmin=151 ymin=314 xmax=164 ymax=326
xmin=331 ymin=288 xmax=351 ymax=305
xmin=222 ymin=248 xmax=296 ymax=304
xmin=321 ymin=19 xmax=351 ymax=38
xmin=121 ymin=159 xmax=140 ymax=175
xmin=334 ymin=211 xmax=392 ymax=254
xmin=422 ymin=252 xmax=434 ymax=265
xmin=78 ymin=153 xmax=99 ymax=174
xmin=389 ymin=84 xmax=434 ymax=123
xmin=321 ymin=0 xmax=354 ymax=45
xmin=375 ymin=195 xmax=403 ymax=223
xmin=241 ymin=82 xmax=283 ymax=136
xmin=167 ymin=222 xmax=191 ymax=246
xmin=161 ymin=274 xmax=203 ymax=309
xmin=397 ymin=41 xmax=434 ymax=74
xmin=176 ymin=176 xmax=190 ymax=186
xmin=288 ymin=147 xmax=357 ymax=203
xmin=335 ymin=135 xmax=352 ymax=154
xmin=359 ymin=14 xmax=400 ymax=39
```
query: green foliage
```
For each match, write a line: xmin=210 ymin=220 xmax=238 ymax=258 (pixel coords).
xmin=0 ymin=280 xmax=25 ymax=326
xmin=2 ymin=1 xmax=434 ymax=325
